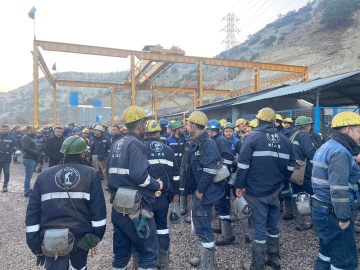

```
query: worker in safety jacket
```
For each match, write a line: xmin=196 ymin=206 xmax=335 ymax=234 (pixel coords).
xmin=207 ymin=119 xmax=235 ymax=246
xmin=186 ymin=111 xmax=223 ymax=270
xmin=235 ymin=118 xmax=247 ymax=146
xmin=108 ymin=106 xmax=163 ymax=270
xmin=34 ymin=129 xmax=47 ymax=173
xmin=236 ymin=107 xmax=295 ymax=270
xmin=143 ymin=120 xmax=180 ymax=269
xmin=290 ymin=116 xmax=317 ymax=231
xmin=25 ymin=136 xmax=106 ymax=270
xmin=0 ymin=124 xmax=16 ymax=192
xmin=309 ymin=117 xmax=323 ymax=149
xmin=159 ymin=118 xmax=169 ymax=145
xmin=11 ymin=125 xmax=23 ymax=164
xmin=311 ymin=111 xmax=360 ymax=270
xmin=283 ymin=118 xmax=296 ymax=138
xmin=166 ymin=120 xmax=188 ymax=216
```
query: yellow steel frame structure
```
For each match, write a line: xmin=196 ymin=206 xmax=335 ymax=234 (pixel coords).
xmin=32 ymin=39 xmax=308 ymax=125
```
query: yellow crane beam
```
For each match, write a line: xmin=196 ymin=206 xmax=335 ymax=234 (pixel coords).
xmin=55 ymin=80 xmax=230 ymax=95
xmin=138 ymin=62 xmax=169 ymax=85
xmin=36 ymin=40 xmax=308 ymax=73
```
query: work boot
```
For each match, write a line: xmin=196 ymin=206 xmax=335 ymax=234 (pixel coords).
xmin=157 ymin=248 xmax=169 ymax=270
xmin=199 ymin=248 xmax=216 ymax=270
xmin=132 ymin=250 xmax=139 ymax=270
xmin=215 ymin=220 xmax=235 ymax=246
xmin=36 ymin=165 xmax=43 ymax=173
xmin=3 ymin=185 xmax=8 ymax=192
xmin=282 ymin=199 xmax=294 ymax=220
xmin=190 ymin=257 xmax=201 ymax=267
xmin=183 ymin=215 xmax=191 ymax=224
xmin=212 ymin=218 xmax=221 ymax=234
xmin=244 ymin=233 xmax=252 ymax=244
xmin=292 ymin=202 xmax=312 ymax=231
xmin=243 ymin=242 xmax=266 ymax=270
xmin=180 ymin=195 xmax=188 ymax=215
xmin=266 ymin=236 xmax=280 ymax=270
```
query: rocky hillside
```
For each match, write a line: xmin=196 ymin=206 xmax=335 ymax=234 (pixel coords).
xmin=2 ymin=0 xmax=360 ymax=123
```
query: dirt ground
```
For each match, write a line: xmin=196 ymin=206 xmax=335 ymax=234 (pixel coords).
xmin=0 ymin=160 xmax=359 ymax=270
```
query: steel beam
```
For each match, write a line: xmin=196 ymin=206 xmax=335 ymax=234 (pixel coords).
xmin=37 ymin=50 xmax=56 ymax=88
xmin=130 ymin=54 xmax=136 ymax=105
xmin=36 ymin=40 xmax=308 ymax=73
xmin=138 ymin=62 xmax=169 ymax=85
xmin=254 ymin=66 xmax=260 ymax=92
xmin=33 ymin=41 xmax=39 ymax=126
xmin=153 ymin=88 xmax=158 ymax=120
xmin=55 ymin=80 xmax=230 ymax=95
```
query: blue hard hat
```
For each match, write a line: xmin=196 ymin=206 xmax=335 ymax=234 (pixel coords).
xmin=167 ymin=122 xmax=173 ymax=129
xmin=63 ymin=126 xmax=69 ymax=131
xmin=73 ymin=127 xmax=81 ymax=133
xmin=68 ymin=122 xmax=75 ymax=126
xmin=208 ymin=119 xmax=221 ymax=130
xmin=159 ymin=118 xmax=168 ymax=125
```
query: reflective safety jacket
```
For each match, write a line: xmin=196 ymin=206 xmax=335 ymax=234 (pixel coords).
xmin=90 ymin=133 xmax=112 ymax=161
xmin=282 ymin=127 xmax=296 ymax=138
xmin=212 ymin=133 xmax=234 ymax=170
xmin=108 ymin=132 xmax=160 ymax=208
xmin=10 ymin=131 xmax=23 ymax=148
xmin=34 ymin=135 xmax=47 ymax=152
xmin=236 ymin=124 xmax=295 ymax=197
xmin=160 ymin=130 xmax=169 ymax=145
xmin=25 ymin=159 xmax=107 ymax=255
xmin=167 ymin=135 xmax=186 ymax=168
xmin=312 ymin=139 xmax=360 ymax=222
xmin=187 ymin=131 xmax=224 ymax=205
xmin=144 ymin=138 xmax=180 ymax=198
xmin=310 ymin=129 xmax=323 ymax=149
xmin=0 ymin=133 xmax=16 ymax=162
xmin=291 ymin=131 xmax=316 ymax=181
xmin=227 ymin=137 xmax=241 ymax=172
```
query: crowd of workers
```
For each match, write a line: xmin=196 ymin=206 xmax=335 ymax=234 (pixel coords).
xmin=1 ymin=105 xmax=359 ymax=270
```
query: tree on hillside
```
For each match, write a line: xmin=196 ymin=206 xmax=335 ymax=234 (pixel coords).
xmin=321 ymin=0 xmax=360 ymax=28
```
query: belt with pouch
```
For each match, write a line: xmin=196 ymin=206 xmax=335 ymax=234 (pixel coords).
xmin=311 ymin=198 xmax=335 ymax=215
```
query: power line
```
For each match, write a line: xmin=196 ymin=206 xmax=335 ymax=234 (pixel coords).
xmin=241 ymin=0 xmax=280 ymax=30
xmin=236 ymin=0 xmax=252 ymax=17
xmin=241 ymin=0 xmax=271 ymax=24
xmin=231 ymin=0 xmax=242 ymax=11
xmin=237 ymin=0 xmax=262 ymax=18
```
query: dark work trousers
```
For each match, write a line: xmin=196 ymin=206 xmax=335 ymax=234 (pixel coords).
xmin=153 ymin=195 xmax=171 ymax=251
xmin=279 ymin=180 xmax=292 ymax=201
xmin=192 ymin=193 xmax=215 ymax=250
xmin=44 ymin=241 xmax=89 ymax=270
xmin=0 ymin=162 xmax=10 ymax=186
xmin=246 ymin=189 xmax=281 ymax=243
xmin=214 ymin=182 xmax=231 ymax=221
xmin=111 ymin=207 xmax=159 ymax=269
xmin=291 ymin=177 xmax=313 ymax=208
xmin=37 ymin=151 xmax=44 ymax=166
xmin=312 ymin=204 xmax=358 ymax=270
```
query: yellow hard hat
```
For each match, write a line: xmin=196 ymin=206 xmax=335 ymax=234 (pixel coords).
xmin=146 ymin=120 xmax=161 ymax=133
xmin=275 ymin=114 xmax=283 ymax=122
xmin=219 ymin=119 xmax=227 ymax=128
xmin=284 ymin=117 xmax=293 ymax=123
xmin=36 ymin=128 xmax=43 ymax=133
xmin=256 ymin=107 xmax=275 ymax=123
xmin=188 ymin=111 xmax=208 ymax=126
xmin=331 ymin=111 xmax=360 ymax=128
xmin=235 ymin=118 xmax=247 ymax=127
xmin=122 ymin=106 xmax=146 ymax=124
xmin=319 ymin=133 xmax=323 ymax=136
xmin=82 ymin=128 xmax=89 ymax=133
xmin=248 ymin=119 xmax=258 ymax=128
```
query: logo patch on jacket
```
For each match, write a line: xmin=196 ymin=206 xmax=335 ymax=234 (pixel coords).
xmin=150 ymin=141 xmax=163 ymax=153
xmin=114 ymin=139 xmax=124 ymax=154
xmin=55 ymin=167 xmax=81 ymax=190
xmin=266 ymin=133 xmax=280 ymax=144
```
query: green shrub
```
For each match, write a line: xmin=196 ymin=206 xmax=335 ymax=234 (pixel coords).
xmin=321 ymin=0 xmax=360 ymax=28
xmin=260 ymin=35 xmax=277 ymax=47
xmin=250 ymin=53 xmax=260 ymax=61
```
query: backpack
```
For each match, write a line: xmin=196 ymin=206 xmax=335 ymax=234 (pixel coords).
xmin=289 ymin=131 xmax=307 ymax=185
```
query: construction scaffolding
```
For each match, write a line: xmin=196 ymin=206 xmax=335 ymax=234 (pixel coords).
xmin=32 ymin=39 xmax=308 ymax=125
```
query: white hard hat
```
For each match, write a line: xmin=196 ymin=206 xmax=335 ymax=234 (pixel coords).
xmin=94 ymin=125 xmax=104 ymax=132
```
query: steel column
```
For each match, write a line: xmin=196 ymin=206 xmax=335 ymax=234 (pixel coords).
xmin=254 ymin=66 xmax=260 ymax=92
xmin=315 ymin=92 xmax=321 ymax=133
xmin=33 ymin=41 xmax=39 ymax=126
xmin=53 ymin=85 xmax=57 ymax=125
xmin=192 ymin=90 xmax=196 ymax=110
xmin=111 ymin=87 xmax=115 ymax=125
xmin=198 ymin=61 xmax=203 ymax=107
xmin=130 ymin=54 xmax=136 ymax=106
xmin=153 ymin=87 xmax=158 ymax=121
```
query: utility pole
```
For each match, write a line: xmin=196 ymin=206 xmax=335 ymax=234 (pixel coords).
xmin=221 ymin=13 xmax=240 ymax=90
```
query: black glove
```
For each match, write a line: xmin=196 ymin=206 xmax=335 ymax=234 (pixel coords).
xmin=36 ymin=255 xmax=45 ymax=266
xmin=77 ymin=233 xmax=101 ymax=251
xmin=132 ymin=215 xmax=150 ymax=239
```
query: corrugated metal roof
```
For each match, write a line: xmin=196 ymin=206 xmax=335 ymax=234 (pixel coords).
xmin=233 ymin=70 xmax=360 ymax=106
